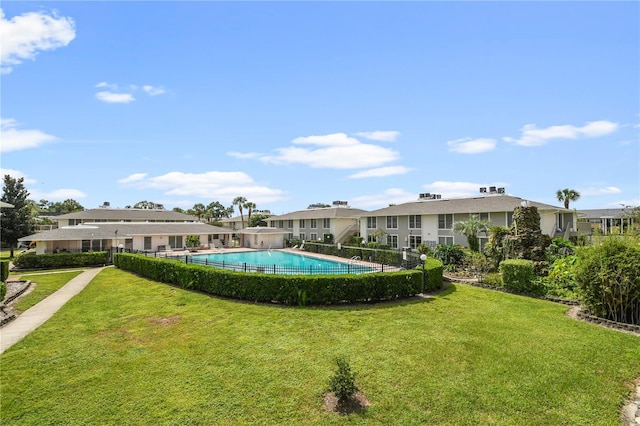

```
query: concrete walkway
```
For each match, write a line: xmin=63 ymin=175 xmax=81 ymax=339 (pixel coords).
xmin=0 ymin=267 xmax=106 ymax=354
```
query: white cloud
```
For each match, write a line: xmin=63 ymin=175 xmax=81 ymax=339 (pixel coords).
xmin=0 ymin=168 xmax=37 ymax=184
xmin=142 ymin=85 xmax=165 ymax=96
xmin=29 ymin=188 xmax=87 ymax=200
xmin=348 ymin=166 xmax=412 ymax=179
xmin=352 ymin=188 xmax=417 ymax=208
xmin=0 ymin=8 xmax=76 ymax=74
xmin=580 ymin=186 xmax=622 ymax=196
xmin=423 ymin=181 xmax=508 ymax=199
xmin=447 ymin=138 xmax=496 ymax=154
xmin=94 ymin=81 xmax=117 ymax=90
xmin=504 ymin=120 xmax=619 ymax=147
xmin=1 ymin=118 xmax=56 ymax=152
xmin=117 ymin=173 xmax=148 ymax=184
xmin=95 ymin=91 xmax=135 ymax=104
xmin=118 ymin=171 xmax=286 ymax=204
xmin=94 ymin=82 xmax=166 ymax=103
xmin=354 ymin=131 xmax=400 ymax=142
xmin=227 ymin=151 xmax=262 ymax=159
xmin=260 ymin=133 xmax=400 ymax=169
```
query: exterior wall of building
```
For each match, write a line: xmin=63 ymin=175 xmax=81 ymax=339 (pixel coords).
xmin=244 ymin=233 xmax=284 ymax=249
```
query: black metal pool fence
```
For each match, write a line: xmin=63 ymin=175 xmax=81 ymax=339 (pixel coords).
xmin=141 ymin=243 xmax=422 ymax=275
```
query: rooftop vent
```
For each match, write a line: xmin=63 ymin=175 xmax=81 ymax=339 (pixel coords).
xmin=100 ymin=201 xmax=110 ymax=208
xmin=419 ymin=193 xmax=441 ymax=200
xmin=479 ymin=187 xmax=487 ymax=193
xmin=497 ymin=187 xmax=505 ymax=194
xmin=332 ymin=200 xmax=349 ymax=207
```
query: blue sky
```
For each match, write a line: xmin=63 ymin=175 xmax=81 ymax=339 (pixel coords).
xmin=2 ymin=1 xmax=638 ymax=215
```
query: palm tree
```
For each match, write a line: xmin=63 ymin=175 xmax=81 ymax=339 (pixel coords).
xmin=556 ymin=188 xmax=580 ymax=209
xmin=453 ymin=215 xmax=492 ymax=252
xmin=191 ymin=203 xmax=206 ymax=221
xmin=244 ymin=201 xmax=256 ymax=227
xmin=233 ymin=196 xmax=247 ymax=228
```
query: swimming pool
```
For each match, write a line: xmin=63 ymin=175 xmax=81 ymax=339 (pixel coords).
xmin=190 ymin=250 xmax=376 ymax=275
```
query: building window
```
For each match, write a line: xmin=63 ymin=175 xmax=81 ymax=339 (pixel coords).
xmin=367 ymin=217 xmax=377 ymax=229
xmin=507 ymin=212 xmax=513 ymax=227
xmin=299 ymin=233 xmax=306 ymax=241
xmin=288 ymin=220 xmax=294 ymax=228
xmin=409 ymin=235 xmax=422 ymax=249
xmin=438 ymin=236 xmax=454 ymax=245
xmin=387 ymin=216 xmax=398 ymax=229
xmin=388 ymin=234 xmax=398 ymax=249
xmin=169 ymin=236 xmax=183 ymax=249
xmin=278 ymin=220 xmax=284 ymax=229
xmin=310 ymin=233 xmax=318 ymax=240
xmin=144 ymin=236 xmax=152 ymax=250
xmin=310 ymin=219 xmax=317 ymax=228
xmin=409 ymin=215 xmax=421 ymax=229
xmin=438 ymin=214 xmax=453 ymax=229
xmin=299 ymin=219 xmax=305 ymax=228
xmin=323 ymin=218 xmax=330 ymax=228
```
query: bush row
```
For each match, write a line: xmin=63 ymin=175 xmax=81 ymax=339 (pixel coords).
xmin=13 ymin=251 xmax=110 ymax=270
xmin=114 ymin=253 xmax=443 ymax=305
xmin=499 ymin=259 xmax=544 ymax=295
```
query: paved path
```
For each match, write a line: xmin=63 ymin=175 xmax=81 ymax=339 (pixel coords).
xmin=0 ymin=267 xmax=106 ymax=354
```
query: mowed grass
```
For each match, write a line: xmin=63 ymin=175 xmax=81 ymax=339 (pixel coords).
xmin=12 ymin=271 xmax=84 ymax=311
xmin=1 ymin=267 xmax=639 ymax=425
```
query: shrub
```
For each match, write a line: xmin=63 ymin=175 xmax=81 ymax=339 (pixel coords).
xmin=545 ymin=238 xmax=575 ymax=264
xmin=0 ymin=260 xmax=9 ymax=282
xmin=0 ymin=281 xmax=6 ymax=301
xmin=574 ymin=237 xmax=640 ymax=325
xmin=13 ymin=252 xmax=110 ymax=269
xmin=482 ymin=273 xmax=502 ymax=287
xmin=462 ymin=252 xmax=489 ymax=276
xmin=433 ymin=244 xmax=465 ymax=266
xmin=186 ymin=235 xmax=200 ymax=249
xmin=543 ymin=255 xmax=579 ymax=299
xmin=329 ymin=356 xmax=359 ymax=402
xmin=500 ymin=259 xmax=537 ymax=294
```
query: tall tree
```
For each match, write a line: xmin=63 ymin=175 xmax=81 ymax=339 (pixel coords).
xmin=205 ymin=201 xmax=231 ymax=222
xmin=49 ymin=199 xmax=84 ymax=213
xmin=556 ymin=188 xmax=580 ymax=209
xmin=244 ymin=201 xmax=256 ymax=227
xmin=453 ymin=215 xmax=492 ymax=252
xmin=133 ymin=200 xmax=165 ymax=209
xmin=233 ymin=196 xmax=247 ymax=228
xmin=1 ymin=175 xmax=35 ymax=257
xmin=190 ymin=203 xmax=206 ymax=221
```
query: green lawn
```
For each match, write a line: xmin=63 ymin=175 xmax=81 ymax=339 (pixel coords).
xmin=1 ymin=267 xmax=638 ymax=425
xmin=13 ymin=271 xmax=84 ymax=311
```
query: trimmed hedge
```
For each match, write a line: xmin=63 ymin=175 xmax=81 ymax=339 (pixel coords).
xmin=0 ymin=282 xmax=6 ymax=302
xmin=13 ymin=251 xmax=110 ymax=270
xmin=500 ymin=259 xmax=538 ymax=294
xmin=1 ymin=260 xmax=9 ymax=282
xmin=420 ymin=258 xmax=444 ymax=292
xmin=114 ymin=253 xmax=444 ymax=305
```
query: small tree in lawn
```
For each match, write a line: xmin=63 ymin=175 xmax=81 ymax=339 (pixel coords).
xmin=329 ymin=356 xmax=359 ymax=404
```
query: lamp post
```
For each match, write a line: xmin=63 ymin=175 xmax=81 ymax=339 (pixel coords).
xmin=420 ymin=253 xmax=427 ymax=294
xmin=361 ymin=239 xmax=366 ymax=260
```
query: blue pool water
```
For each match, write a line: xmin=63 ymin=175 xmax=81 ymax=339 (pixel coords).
xmin=191 ymin=250 xmax=375 ymax=275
